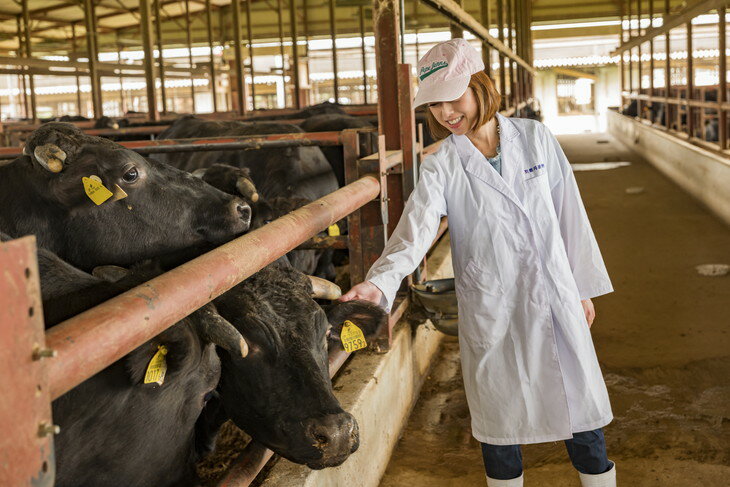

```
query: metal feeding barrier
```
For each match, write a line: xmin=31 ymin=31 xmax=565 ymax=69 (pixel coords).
xmin=613 ymin=0 xmax=728 ymax=154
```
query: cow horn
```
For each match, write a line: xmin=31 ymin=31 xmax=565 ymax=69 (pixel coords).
xmin=191 ymin=168 xmax=207 ymax=179
xmin=308 ymin=276 xmax=342 ymax=300
xmin=33 ymin=144 xmax=66 ymax=173
xmin=236 ymin=177 xmax=259 ymax=203
xmin=196 ymin=305 xmax=249 ymax=358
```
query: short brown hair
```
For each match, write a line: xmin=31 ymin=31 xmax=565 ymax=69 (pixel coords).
xmin=425 ymin=71 xmax=501 ymax=141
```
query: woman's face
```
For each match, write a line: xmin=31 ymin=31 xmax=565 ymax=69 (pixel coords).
xmin=428 ymin=87 xmax=478 ymax=136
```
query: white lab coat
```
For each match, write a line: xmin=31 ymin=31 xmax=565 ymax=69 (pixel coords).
xmin=366 ymin=113 xmax=613 ymax=445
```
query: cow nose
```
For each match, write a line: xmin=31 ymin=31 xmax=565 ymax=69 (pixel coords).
xmin=303 ymin=413 xmax=358 ymax=454
xmin=230 ymin=198 xmax=251 ymax=228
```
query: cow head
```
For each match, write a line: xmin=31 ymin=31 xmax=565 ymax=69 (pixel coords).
xmin=18 ymin=123 xmax=251 ymax=270
xmin=39 ymin=257 xmax=249 ymax=487
xmin=213 ymin=260 xmax=386 ymax=469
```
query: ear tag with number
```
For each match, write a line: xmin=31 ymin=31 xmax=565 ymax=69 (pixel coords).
xmin=82 ymin=176 xmax=113 ymax=205
xmin=327 ymin=224 xmax=340 ymax=237
xmin=144 ymin=345 xmax=168 ymax=386
xmin=340 ymin=320 xmax=367 ymax=353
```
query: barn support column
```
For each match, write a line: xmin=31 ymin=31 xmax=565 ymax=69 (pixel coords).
xmin=185 ymin=0 xmax=197 ymax=113
xmin=154 ymin=0 xmax=168 ymax=113
xmin=16 ymin=17 xmax=29 ymax=120
xmin=71 ymin=23 xmax=83 ymax=114
xmin=277 ymin=0 xmax=287 ymax=107
xmin=21 ymin=0 xmax=37 ymax=122
xmin=83 ymin=0 xmax=103 ymax=118
xmin=497 ymin=0 xmax=506 ymax=107
xmin=116 ymin=35 xmax=127 ymax=115
xmin=359 ymin=5 xmax=368 ymax=104
xmin=329 ymin=0 xmax=339 ymax=102
xmin=140 ymin=0 xmax=159 ymax=121
xmin=231 ymin=0 xmax=247 ymax=115
xmin=205 ymin=0 xmax=218 ymax=112
xmin=245 ymin=0 xmax=256 ymax=110
xmin=450 ymin=0 xmax=464 ymax=38
xmin=481 ymin=0 xmax=491 ymax=76
xmin=719 ymin=4 xmax=727 ymax=151
xmin=290 ymin=0 xmax=302 ymax=109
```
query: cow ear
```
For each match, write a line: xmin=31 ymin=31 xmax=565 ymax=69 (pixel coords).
xmin=323 ymin=300 xmax=387 ymax=340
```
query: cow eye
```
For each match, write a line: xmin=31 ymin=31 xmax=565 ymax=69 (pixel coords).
xmin=122 ymin=167 xmax=139 ymax=183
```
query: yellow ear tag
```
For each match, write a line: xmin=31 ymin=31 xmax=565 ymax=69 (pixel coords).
xmin=327 ymin=224 xmax=340 ymax=237
xmin=340 ymin=320 xmax=367 ymax=353
xmin=144 ymin=345 xmax=168 ymax=386
xmin=82 ymin=176 xmax=113 ymax=205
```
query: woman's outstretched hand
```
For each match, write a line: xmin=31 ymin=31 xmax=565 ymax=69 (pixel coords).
xmin=339 ymin=281 xmax=384 ymax=305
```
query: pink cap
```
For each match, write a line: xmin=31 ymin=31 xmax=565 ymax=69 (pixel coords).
xmin=413 ymin=38 xmax=485 ymax=108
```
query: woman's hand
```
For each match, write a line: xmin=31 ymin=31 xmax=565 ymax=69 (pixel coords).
xmin=581 ymin=299 xmax=595 ymax=328
xmin=339 ymin=281 xmax=384 ymax=306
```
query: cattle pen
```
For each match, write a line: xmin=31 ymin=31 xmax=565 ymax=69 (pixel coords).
xmin=1 ymin=1 xmax=729 ymax=487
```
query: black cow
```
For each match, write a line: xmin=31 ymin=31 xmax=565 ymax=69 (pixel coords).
xmin=191 ymin=163 xmax=335 ymax=288
xmin=155 ymin=116 xmax=338 ymax=202
xmin=0 ymin=122 xmax=251 ymax=271
xmin=247 ymin=101 xmax=347 ymax=121
xmin=299 ymin=114 xmax=375 ymax=187
xmin=206 ymin=259 xmax=387 ymax=469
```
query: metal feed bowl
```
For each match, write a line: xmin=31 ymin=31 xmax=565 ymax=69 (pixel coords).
xmin=410 ymin=278 xmax=459 ymax=336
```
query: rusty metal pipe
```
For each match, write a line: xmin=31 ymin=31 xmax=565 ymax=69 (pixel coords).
xmin=46 ymin=176 xmax=381 ymax=400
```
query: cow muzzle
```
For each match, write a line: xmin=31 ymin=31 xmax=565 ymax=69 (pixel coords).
xmin=300 ymin=412 xmax=360 ymax=469
xmin=33 ymin=144 xmax=66 ymax=173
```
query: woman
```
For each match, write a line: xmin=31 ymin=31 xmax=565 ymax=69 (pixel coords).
xmin=340 ymin=39 xmax=617 ymax=486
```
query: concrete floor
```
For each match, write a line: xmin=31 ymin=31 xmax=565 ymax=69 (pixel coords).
xmin=379 ymin=132 xmax=730 ymax=486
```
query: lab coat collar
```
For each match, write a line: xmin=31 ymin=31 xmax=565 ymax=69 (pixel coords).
xmin=451 ymin=113 xmax=527 ymax=216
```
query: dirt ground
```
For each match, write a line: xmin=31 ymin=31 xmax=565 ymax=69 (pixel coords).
xmin=379 ymin=133 xmax=730 ymax=486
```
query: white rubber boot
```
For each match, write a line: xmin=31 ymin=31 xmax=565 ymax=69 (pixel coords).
xmin=578 ymin=462 xmax=616 ymax=487
xmin=486 ymin=473 xmax=523 ymax=486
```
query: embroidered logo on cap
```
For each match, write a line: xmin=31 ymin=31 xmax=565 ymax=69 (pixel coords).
xmin=419 ymin=61 xmax=449 ymax=81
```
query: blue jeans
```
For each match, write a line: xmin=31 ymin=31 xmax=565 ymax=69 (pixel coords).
xmin=481 ymin=429 xmax=613 ymax=480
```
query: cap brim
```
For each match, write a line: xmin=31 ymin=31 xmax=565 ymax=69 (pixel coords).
xmin=413 ymin=74 xmax=471 ymax=108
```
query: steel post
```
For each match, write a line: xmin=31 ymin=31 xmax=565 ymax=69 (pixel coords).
xmin=245 ymin=0 xmax=256 ymax=110
xmin=686 ymin=20 xmax=693 ymax=138
xmin=719 ymin=4 xmax=727 ymax=150
xmin=71 ymin=23 xmax=83 ymax=114
xmin=0 ymin=237 xmax=54 ymax=487
xmin=277 ymin=0 xmax=287 ymax=107
xmin=117 ymin=36 xmax=127 ymax=115
xmin=359 ymin=6 xmax=368 ymax=105
xmin=155 ymin=0 xmax=168 ymax=113
xmin=497 ymin=0 xmax=506 ymax=106
xmin=21 ymin=0 xmax=37 ymax=122
xmin=232 ymin=0 xmax=247 ymax=115
xmin=184 ymin=0 xmax=197 ymax=112
xmin=16 ymin=16 xmax=29 ymax=120
xmin=83 ymin=0 xmax=103 ymax=118
xmin=290 ymin=0 xmax=302 ymax=109
xmin=140 ymin=0 xmax=160 ymax=120
xmin=205 ymin=0 xmax=218 ymax=112
xmin=329 ymin=0 xmax=339 ymax=102
xmin=482 ymin=0 xmax=491 ymax=76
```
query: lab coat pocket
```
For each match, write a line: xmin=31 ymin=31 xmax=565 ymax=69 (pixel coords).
xmin=458 ymin=260 xmax=506 ymax=347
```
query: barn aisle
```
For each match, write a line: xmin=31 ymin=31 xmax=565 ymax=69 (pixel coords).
xmin=379 ymin=132 xmax=730 ymax=486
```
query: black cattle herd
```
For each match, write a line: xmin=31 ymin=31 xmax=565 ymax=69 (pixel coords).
xmin=1 ymin=103 xmax=396 ymax=486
